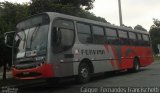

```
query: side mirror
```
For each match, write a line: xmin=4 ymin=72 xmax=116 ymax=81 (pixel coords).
xmin=4 ymin=31 xmax=15 ymax=48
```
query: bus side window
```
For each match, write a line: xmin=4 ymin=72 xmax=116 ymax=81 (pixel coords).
xmin=92 ymin=26 xmax=105 ymax=44
xmin=118 ymin=30 xmax=129 ymax=45
xmin=105 ymin=28 xmax=119 ymax=45
xmin=137 ymin=33 xmax=143 ymax=46
xmin=142 ymin=34 xmax=150 ymax=46
xmin=129 ymin=32 xmax=137 ymax=46
xmin=52 ymin=19 xmax=75 ymax=53
xmin=77 ymin=23 xmax=92 ymax=44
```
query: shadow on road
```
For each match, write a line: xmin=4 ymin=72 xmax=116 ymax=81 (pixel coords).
xmin=90 ymin=68 xmax=149 ymax=83
xmin=18 ymin=68 xmax=150 ymax=93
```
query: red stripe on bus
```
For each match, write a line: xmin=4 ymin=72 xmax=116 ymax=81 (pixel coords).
xmin=12 ymin=63 xmax=54 ymax=80
xmin=110 ymin=45 xmax=121 ymax=69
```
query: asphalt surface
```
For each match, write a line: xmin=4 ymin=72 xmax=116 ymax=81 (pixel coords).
xmin=2 ymin=61 xmax=160 ymax=93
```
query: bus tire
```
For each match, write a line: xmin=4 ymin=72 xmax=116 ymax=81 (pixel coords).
xmin=77 ymin=62 xmax=91 ymax=84
xmin=129 ymin=58 xmax=140 ymax=72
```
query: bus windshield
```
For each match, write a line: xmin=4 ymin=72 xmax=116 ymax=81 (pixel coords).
xmin=14 ymin=14 xmax=50 ymax=59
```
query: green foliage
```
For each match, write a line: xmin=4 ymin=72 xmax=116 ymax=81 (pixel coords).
xmin=154 ymin=56 xmax=160 ymax=61
xmin=0 ymin=1 xmax=30 ymax=67
xmin=30 ymin=0 xmax=95 ymax=11
xmin=122 ymin=24 xmax=133 ymax=29
xmin=134 ymin=25 xmax=147 ymax=31
xmin=74 ymin=10 xmax=108 ymax=23
xmin=0 ymin=2 xmax=30 ymax=35
xmin=149 ymin=19 xmax=160 ymax=55
xmin=29 ymin=0 xmax=107 ymax=22
xmin=153 ymin=18 xmax=160 ymax=27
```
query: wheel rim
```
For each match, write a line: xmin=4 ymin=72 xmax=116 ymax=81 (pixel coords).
xmin=81 ymin=68 xmax=88 ymax=78
xmin=135 ymin=62 xmax=139 ymax=71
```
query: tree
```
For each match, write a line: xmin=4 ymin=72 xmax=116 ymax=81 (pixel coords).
xmin=0 ymin=1 xmax=30 ymax=80
xmin=134 ymin=25 xmax=147 ymax=31
xmin=30 ymin=0 xmax=95 ymax=13
xmin=149 ymin=19 xmax=160 ymax=55
xmin=29 ymin=0 xmax=95 ymax=14
xmin=153 ymin=18 xmax=160 ymax=27
xmin=29 ymin=0 xmax=107 ymax=23
xmin=122 ymin=24 xmax=132 ymax=29
xmin=60 ymin=0 xmax=95 ymax=10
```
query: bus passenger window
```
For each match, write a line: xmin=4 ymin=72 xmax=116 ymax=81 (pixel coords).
xmin=105 ymin=28 xmax=119 ymax=45
xmin=52 ymin=19 xmax=74 ymax=53
xmin=137 ymin=34 xmax=143 ymax=46
xmin=142 ymin=34 xmax=150 ymax=46
xmin=118 ymin=30 xmax=129 ymax=45
xmin=129 ymin=32 xmax=137 ymax=46
xmin=77 ymin=23 xmax=92 ymax=44
xmin=92 ymin=26 xmax=105 ymax=44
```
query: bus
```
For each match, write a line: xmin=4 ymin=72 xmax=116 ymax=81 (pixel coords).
xmin=4 ymin=12 xmax=153 ymax=83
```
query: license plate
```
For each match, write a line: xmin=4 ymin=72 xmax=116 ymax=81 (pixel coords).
xmin=23 ymin=72 xmax=29 ymax=75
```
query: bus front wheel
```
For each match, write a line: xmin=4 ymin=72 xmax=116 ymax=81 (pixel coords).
xmin=76 ymin=63 xmax=91 ymax=84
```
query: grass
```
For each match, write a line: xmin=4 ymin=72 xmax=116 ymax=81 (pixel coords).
xmin=154 ymin=56 xmax=160 ymax=61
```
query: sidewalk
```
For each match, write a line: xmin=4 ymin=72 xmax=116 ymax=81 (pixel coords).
xmin=0 ymin=71 xmax=45 ymax=88
xmin=0 ymin=76 xmax=44 ymax=88
xmin=0 ymin=71 xmax=13 ymax=87
xmin=0 ymin=71 xmax=12 ymax=79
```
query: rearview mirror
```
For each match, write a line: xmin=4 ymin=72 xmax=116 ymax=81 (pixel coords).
xmin=4 ymin=31 xmax=15 ymax=48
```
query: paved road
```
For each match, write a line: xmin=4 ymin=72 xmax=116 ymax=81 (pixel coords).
xmin=4 ymin=61 xmax=160 ymax=93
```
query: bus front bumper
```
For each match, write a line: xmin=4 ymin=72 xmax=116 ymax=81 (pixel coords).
xmin=12 ymin=63 xmax=54 ymax=80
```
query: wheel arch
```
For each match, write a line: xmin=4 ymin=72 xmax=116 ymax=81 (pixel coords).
xmin=79 ymin=58 xmax=94 ymax=74
xmin=134 ymin=56 xmax=140 ymax=66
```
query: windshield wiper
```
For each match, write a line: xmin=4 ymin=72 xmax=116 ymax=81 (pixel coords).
xmin=30 ymin=24 xmax=41 ymax=49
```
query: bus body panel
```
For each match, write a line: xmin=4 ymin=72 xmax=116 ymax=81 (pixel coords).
xmin=48 ymin=48 xmax=74 ymax=77
xmin=72 ymin=44 xmax=153 ymax=76
xmin=72 ymin=44 xmax=118 ymax=75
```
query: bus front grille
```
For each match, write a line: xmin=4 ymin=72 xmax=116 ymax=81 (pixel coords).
xmin=16 ymin=72 xmax=42 ymax=78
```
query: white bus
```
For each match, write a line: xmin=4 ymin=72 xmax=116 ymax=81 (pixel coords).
xmin=5 ymin=12 xmax=153 ymax=83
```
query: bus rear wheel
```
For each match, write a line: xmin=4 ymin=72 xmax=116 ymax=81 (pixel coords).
xmin=76 ymin=63 xmax=91 ymax=84
xmin=129 ymin=58 xmax=140 ymax=72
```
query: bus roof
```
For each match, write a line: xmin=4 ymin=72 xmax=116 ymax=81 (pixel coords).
xmin=17 ymin=12 xmax=148 ymax=35
xmin=46 ymin=12 xmax=148 ymax=35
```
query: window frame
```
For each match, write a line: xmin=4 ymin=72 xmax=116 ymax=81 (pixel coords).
xmin=105 ymin=27 xmax=119 ymax=45
xmin=76 ymin=22 xmax=93 ymax=44
xmin=92 ymin=25 xmax=105 ymax=44
xmin=51 ymin=18 xmax=75 ymax=53
xmin=142 ymin=34 xmax=150 ymax=46
xmin=117 ymin=30 xmax=129 ymax=45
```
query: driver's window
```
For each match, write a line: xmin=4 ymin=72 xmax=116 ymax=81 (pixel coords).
xmin=52 ymin=19 xmax=74 ymax=53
